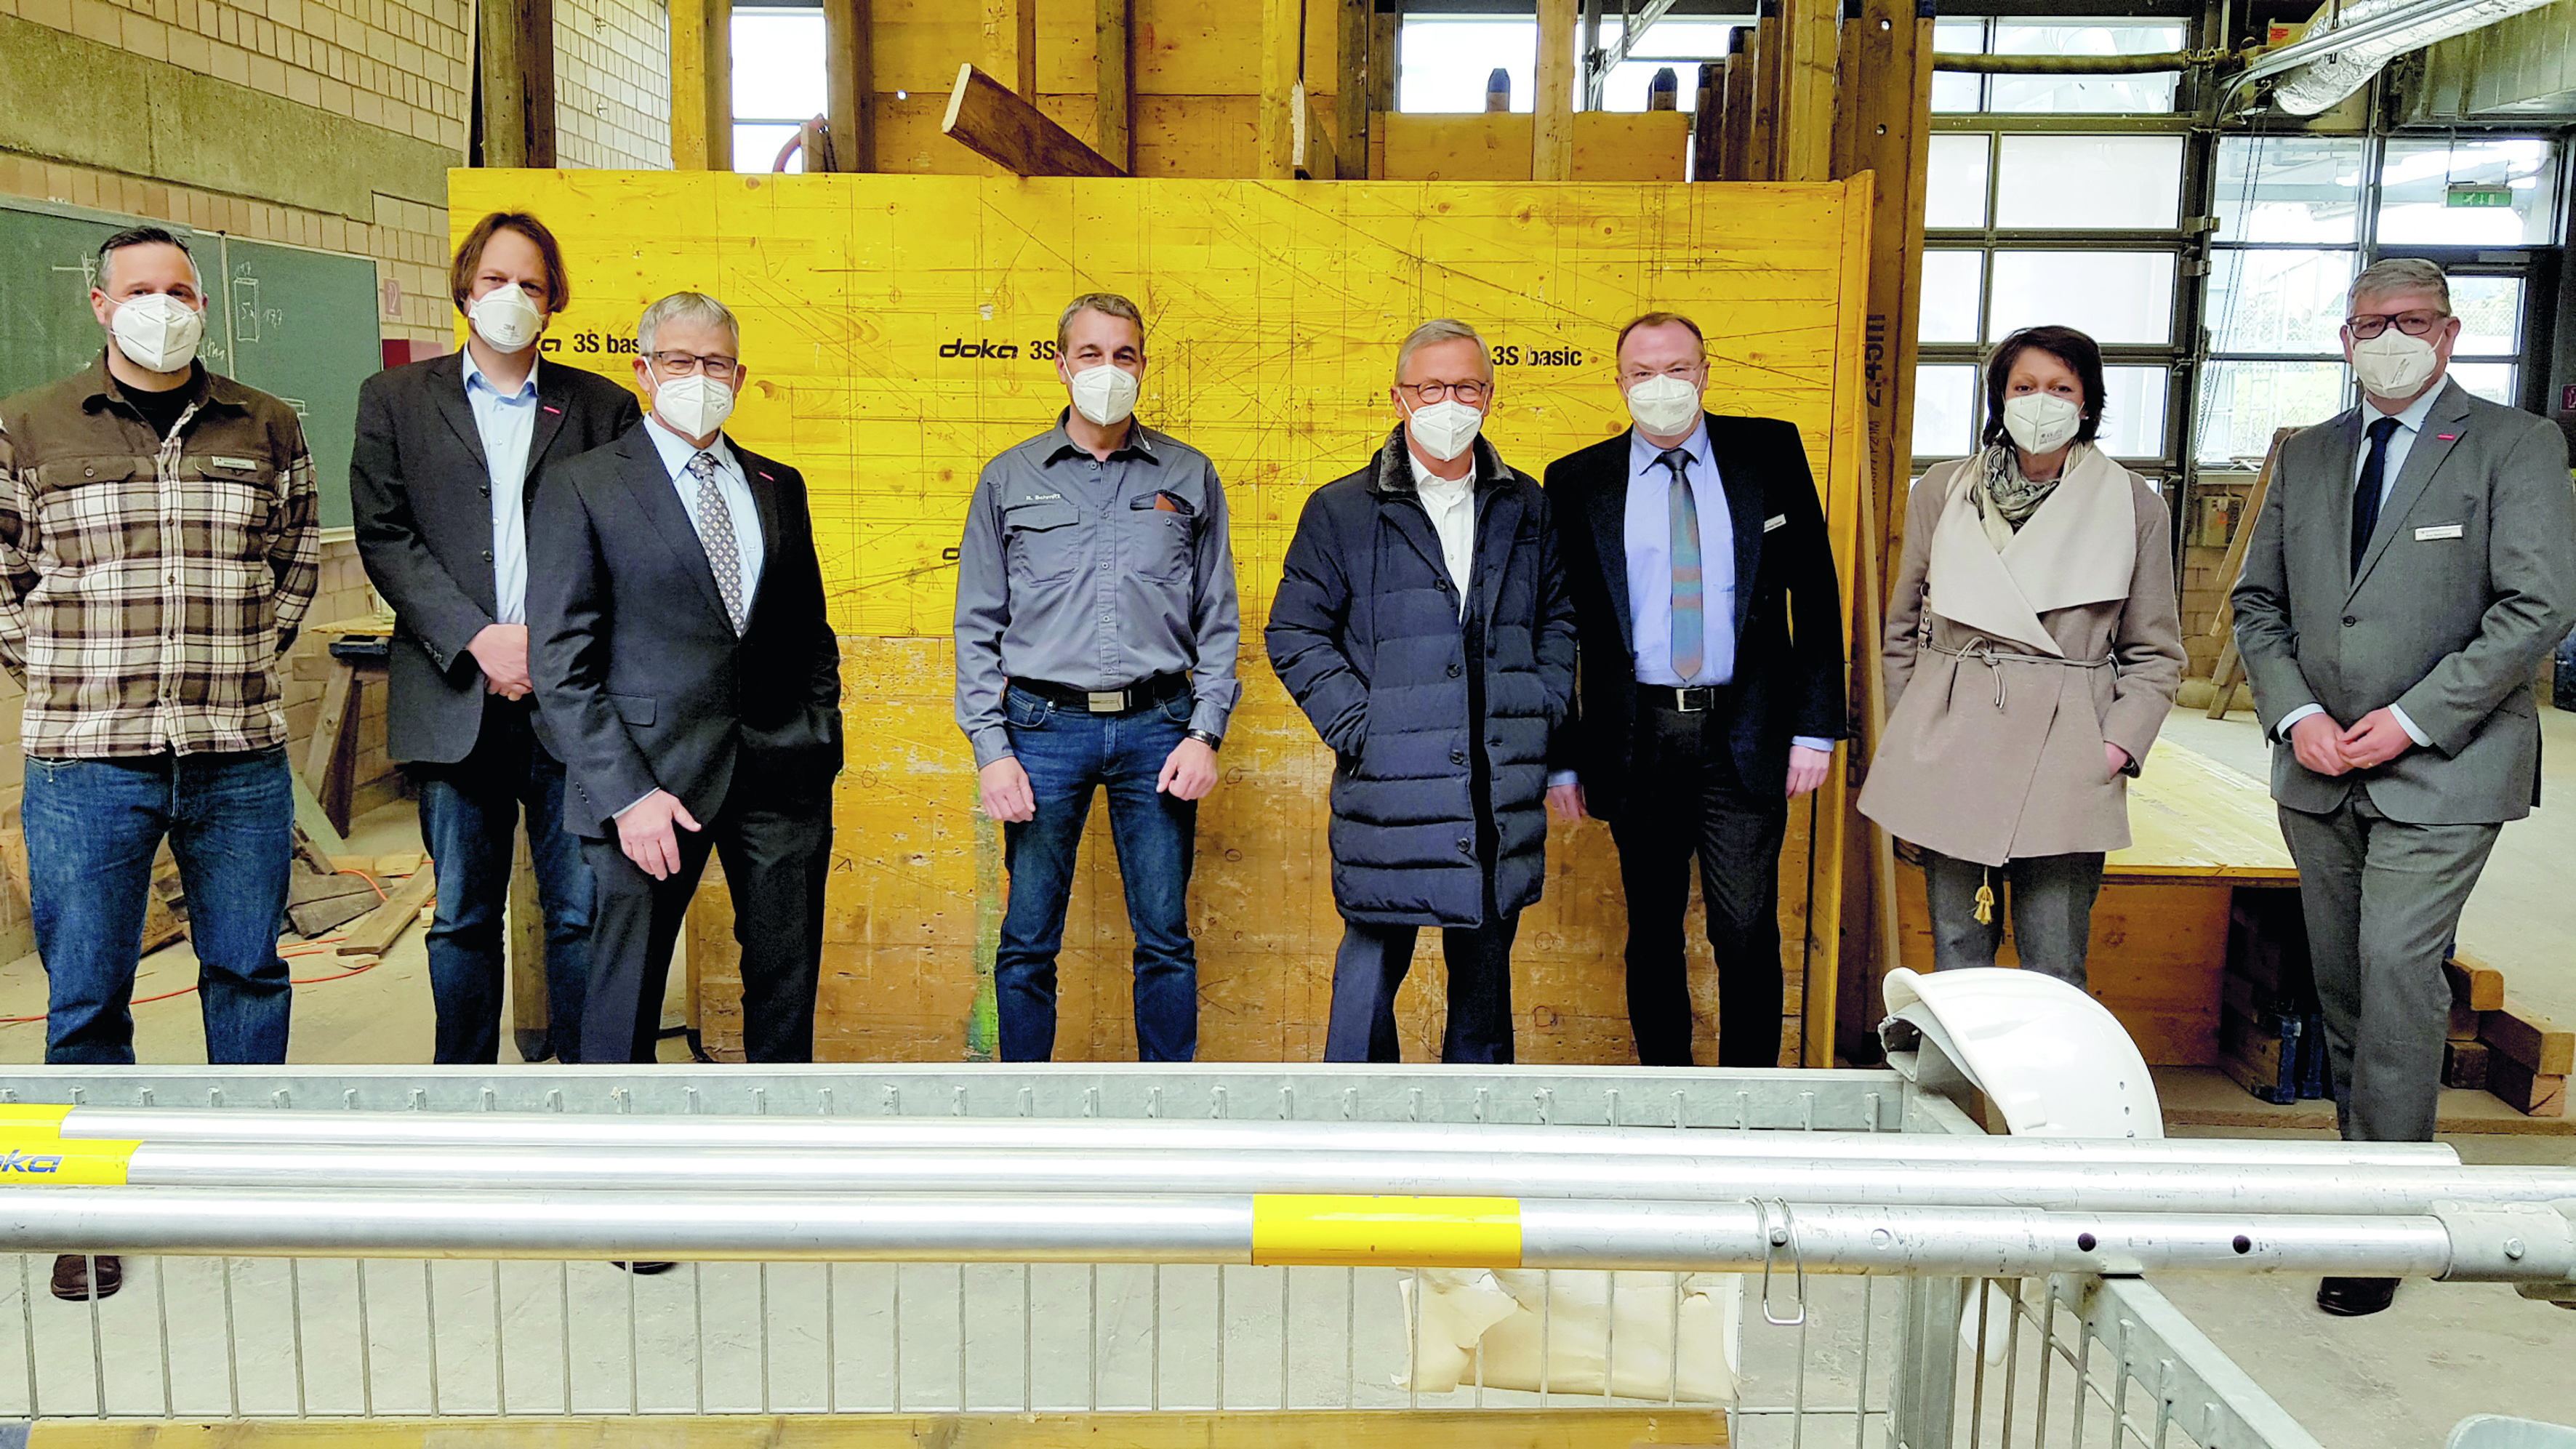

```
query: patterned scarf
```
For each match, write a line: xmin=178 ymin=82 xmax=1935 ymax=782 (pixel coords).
xmin=1975 ymin=443 xmax=2064 ymax=537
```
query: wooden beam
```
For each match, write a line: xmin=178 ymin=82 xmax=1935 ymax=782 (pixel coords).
xmin=1748 ymin=0 xmax=1780 ymax=182
xmin=1336 ymin=0 xmax=1371 ymax=184
xmin=1293 ymin=81 xmax=1339 ymax=178
xmin=1690 ymin=60 xmax=1722 ymax=181
xmin=820 ymin=0 xmax=872 ymax=171
xmin=1837 ymin=0 xmax=1931 ymax=588
xmin=670 ymin=0 xmax=732 ymax=170
xmin=1720 ymin=28 xmax=1754 ymax=182
xmin=476 ymin=0 xmax=556 ymax=167
xmin=337 ymin=867 xmax=439 ymax=958
xmin=940 ymin=63 xmax=1128 ymax=177
xmin=983 ymin=0 xmax=1036 ymax=100
xmin=1777 ymin=0 xmax=1839 ymax=180
xmin=1533 ymin=0 xmax=1578 ymax=180
xmin=1095 ymin=0 xmax=1133 ymax=172
xmin=1259 ymin=0 xmax=1301 ymax=179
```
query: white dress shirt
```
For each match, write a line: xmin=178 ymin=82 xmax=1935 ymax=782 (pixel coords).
xmin=1405 ymin=446 xmax=1477 ymax=618
xmin=461 ymin=350 xmax=539 ymax=625
xmin=643 ymin=413 xmax=766 ymax=604
xmin=2274 ymin=380 xmax=2445 ymax=749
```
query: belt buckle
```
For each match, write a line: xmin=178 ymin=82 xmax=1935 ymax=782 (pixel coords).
xmin=1672 ymin=686 xmax=1704 ymax=713
xmin=1086 ymin=690 xmax=1126 ymax=713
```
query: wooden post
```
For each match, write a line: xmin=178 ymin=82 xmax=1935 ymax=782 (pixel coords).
xmin=1748 ymin=0 xmax=1781 ymax=182
xmin=1690 ymin=60 xmax=1724 ymax=182
xmin=1335 ymin=0 xmax=1371 ymax=182
xmin=1096 ymin=0 xmax=1133 ymax=172
xmin=670 ymin=0 xmax=733 ymax=171
xmin=942 ymin=64 xmax=1128 ymax=177
xmin=1533 ymin=0 xmax=1578 ymax=181
xmin=983 ymin=0 xmax=1037 ymax=100
xmin=1720 ymin=28 xmax=1755 ymax=182
xmin=477 ymin=0 xmax=557 ymax=168
xmin=1259 ymin=0 xmax=1301 ymax=179
xmin=1777 ymin=0 xmax=1838 ymax=181
xmin=1837 ymin=0 xmax=1932 ymax=587
xmin=820 ymin=0 xmax=871 ymax=172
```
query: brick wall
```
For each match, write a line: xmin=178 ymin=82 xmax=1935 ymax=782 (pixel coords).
xmin=555 ymin=0 xmax=671 ymax=170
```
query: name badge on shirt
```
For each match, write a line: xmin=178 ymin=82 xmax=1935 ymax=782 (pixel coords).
xmin=1762 ymin=514 xmax=1787 ymax=533
xmin=212 ymin=456 xmax=260 ymax=471
xmin=2415 ymin=523 xmax=2465 ymax=541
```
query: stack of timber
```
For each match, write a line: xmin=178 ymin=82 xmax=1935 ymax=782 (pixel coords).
xmin=2219 ymin=892 xmax=2323 ymax=1105
xmin=2445 ymin=955 xmax=2569 ymax=1118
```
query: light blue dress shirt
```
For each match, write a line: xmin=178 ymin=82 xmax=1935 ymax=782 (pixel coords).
xmin=2274 ymin=382 xmax=2445 ymax=749
xmin=460 ymin=350 xmax=539 ymax=625
xmin=643 ymin=414 xmax=766 ymax=605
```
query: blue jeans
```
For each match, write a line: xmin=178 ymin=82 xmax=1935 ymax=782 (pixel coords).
xmin=25 ymin=748 xmax=294 ymax=1064
xmin=994 ymin=685 xmax=1198 ymax=1061
xmin=413 ymin=699 xmax=594 ymax=1064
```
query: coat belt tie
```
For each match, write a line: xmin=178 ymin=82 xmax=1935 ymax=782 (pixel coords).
xmin=1924 ymin=638 xmax=2115 ymax=711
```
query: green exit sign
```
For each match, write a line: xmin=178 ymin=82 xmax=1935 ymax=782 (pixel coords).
xmin=2447 ymin=183 xmax=2514 ymax=208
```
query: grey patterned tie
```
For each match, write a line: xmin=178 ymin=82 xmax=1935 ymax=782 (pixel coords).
xmin=688 ymin=451 xmax=747 ymax=634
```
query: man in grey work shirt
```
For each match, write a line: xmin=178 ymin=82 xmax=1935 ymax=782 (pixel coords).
xmin=953 ymin=292 xmax=1240 ymax=1061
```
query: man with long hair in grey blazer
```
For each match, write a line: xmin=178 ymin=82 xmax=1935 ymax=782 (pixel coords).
xmin=2232 ymin=257 xmax=2576 ymax=1318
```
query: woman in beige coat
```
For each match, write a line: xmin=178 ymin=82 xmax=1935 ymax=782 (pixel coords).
xmin=1858 ymin=325 xmax=2186 ymax=986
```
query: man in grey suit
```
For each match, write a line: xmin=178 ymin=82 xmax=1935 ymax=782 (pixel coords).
xmin=2232 ymin=257 xmax=2576 ymax=1318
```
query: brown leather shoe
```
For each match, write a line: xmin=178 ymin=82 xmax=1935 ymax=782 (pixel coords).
xmin=2316 ymin=1276 xmax=2398 ymax=1317
xmin=49 ymin=1254 xmax=121 ymax=1301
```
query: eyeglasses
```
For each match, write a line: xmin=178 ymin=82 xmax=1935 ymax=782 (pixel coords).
xmin=1398 ymin=380 xmax=1488 ymax=406
xmin=2343 ymin=310 xmax=2449 ymax=340
xmin=649 ymin=350 xmax=740 ymax=380
xmin=1619 ymin=363 xmax=1702 ymax=385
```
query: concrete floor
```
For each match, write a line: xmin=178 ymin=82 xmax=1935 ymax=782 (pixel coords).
xmin=0 ymin=707 xmax=2570 ymax=1442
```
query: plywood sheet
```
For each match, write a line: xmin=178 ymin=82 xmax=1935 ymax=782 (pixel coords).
xmin=450 ymin=171 xmax=1869 ymax=1066
xmin=2111 ymin=741 xmax=2298 ymax=885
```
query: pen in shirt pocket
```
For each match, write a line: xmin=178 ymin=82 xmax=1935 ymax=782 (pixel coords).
xmin=1130 ymin=491 xmax=1195 ymax=515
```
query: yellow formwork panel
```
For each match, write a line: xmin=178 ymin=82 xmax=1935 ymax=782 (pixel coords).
xmin=446 ymin=171 xmax=1869 ymax=1067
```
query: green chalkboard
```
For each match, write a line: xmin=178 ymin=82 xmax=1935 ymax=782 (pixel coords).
xmin=0 ymin=196 xmax=379 ymax=529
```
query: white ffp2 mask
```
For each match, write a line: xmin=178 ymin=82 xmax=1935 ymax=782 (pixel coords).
xmin=1404 ymin=398 xmax=1485 ymax=462
xmin=1624 ymin=374 xmax=1703 ymax=437
xmin=469 ymin=283 xmax=545 ymax=353
xmin=1067 ymin=364 xmax=1140 ymax=427
xmin=2350 ymin=328 xmax=2439 ymax=401
xmin=109 ymin=293 xmax=204 ymax=374
xmin=652 ymin=374 xmax=734 ymax=440
xmin=2001 ymin=392 xmax=2083 ymax=456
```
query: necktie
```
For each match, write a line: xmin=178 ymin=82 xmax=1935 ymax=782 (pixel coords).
xmin=689 ymin=451 xmax=748 ymax=634
xmin=1661 ymin=447 xmax=1703 ymax=681
xmin=2350 ymin=415 xmax=2401 ymax=576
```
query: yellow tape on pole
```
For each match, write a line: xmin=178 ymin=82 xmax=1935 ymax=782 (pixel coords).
xmin=0 ymin=1105 xmax=75 ymax=1127
xmin=0 ymin=1137 xmax=135 ymax=1187
xmin=1250 ymin=1195 xmax=1522 ymax=1267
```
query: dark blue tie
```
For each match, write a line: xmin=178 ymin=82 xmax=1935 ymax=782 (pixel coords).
xmin=2350 ymin=415 xmax=2401 ymax=576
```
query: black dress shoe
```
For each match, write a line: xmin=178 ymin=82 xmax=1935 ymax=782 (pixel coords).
xmin=50 ymin=1254 xmax=121 ymax=1301
xmin=2316 ymin=1277 xmax=2399 ymax=1317
xmin=613 ymin=1261 xmax=678 ymax=1275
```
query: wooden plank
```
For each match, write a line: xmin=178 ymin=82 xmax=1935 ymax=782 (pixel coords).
xmin=1776 ymin=0 xmax=1838 ymax=181
xmin=2444 ymin=1038 xmax=2492 ymax=1091
xmin=337 ymin=867 xmax=438 ymax=958
xmin=1837 ymin=0 xmax=1931 ymax=590
xmin=1259 ymin=0 xmax=1301 ymax=179
xmin=670 ymin=0 xmax=733 ymax=170
xmin=1719 ymin=33 xmax=1754 ymax=181
xmin=2449 ymin=999 xmax=2486 ymax=1043
xmin=2447 ymin=955 xmax=2506 ymax=1012
xmin=476 ymin=0 xmax=556 ymax=168
xmin=1748 ymin=0 xmax=1781 ymax=182
xmin=1375 ymin=113 xmax=1688 ymax=183
xmin=1691 ymin=60 xmax=1723 ymax=182
xmin=20 ymin=1410 xmax=1733 ymax=1448
xmin=2202 ymin=636 xmax=2244 ymax=719
xmin=509 ymin=824 xmax=550 ymax=1060
xmin=2106 ymin=741 xmax=2298 ymax=883
xmin=982 ymin=0 xmax=1037 ymax=100
xmin=941 ymin=65 xmax=1128 ymax=177
xmin=1335 ymin=0 xmax=1371 ymax=182
xmin=1094 ymin=0 xmax=1133 ymax=172
xmin=1293 ymin=82 xmax=1339 ymax=179
xmin=1533 ymin=0 xmax=1578 ymax=181
xmin=2487 ymin=1052 xmax=2568 ymax=1118
xmin=2480 ymin=1000 xmax=2575 ymax=1076
xmin=821 ymin=0 xmax=873 ymax=171
xmin=2202 ymin=427 xmax=2292 ymax=641
xmin=299 ymin=662 xmax=356 ymax=803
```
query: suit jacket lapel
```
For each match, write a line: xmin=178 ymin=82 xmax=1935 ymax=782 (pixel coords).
xmin=616 ymin=428 xmax=734 ymax=624
xmin=1587 ymin=443 xmax=1634 ymax=652
xmin=1714 ymin=415 xmax=1764 ymax=644
xmin=2351 ymin=382 xmax=2471 ymax=597
xmin=523 ymin=363 xmax=574 ymax=489
xmin=428 ymin=353 xmax=487 ymax=470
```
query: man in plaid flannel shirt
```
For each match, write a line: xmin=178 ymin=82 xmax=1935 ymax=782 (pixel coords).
xmin=0 ymin=227 xmax=318 ymax=1301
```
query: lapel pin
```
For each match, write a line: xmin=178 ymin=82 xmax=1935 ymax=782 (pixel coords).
xmin=543 ymin=404 xmax=563 ymax=415
xmin=2434 ymin=433 xmax=2457 ymax=441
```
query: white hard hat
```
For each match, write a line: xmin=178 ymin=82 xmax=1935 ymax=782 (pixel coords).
xmin=1881 ymin=967 xmax=2162 ymax=1139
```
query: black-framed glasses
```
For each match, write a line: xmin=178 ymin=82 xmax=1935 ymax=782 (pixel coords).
xmin=2343 ymin=310 xmax=2449 ymax=340
xmin=649 ymin=350 xmax=740 ymax=380
xmin=1398 ymin=380 xmax=1488 ymax=405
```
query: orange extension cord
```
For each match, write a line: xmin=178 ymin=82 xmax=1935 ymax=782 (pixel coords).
xmin=0 ymin=868 xmax=419 ymax=1027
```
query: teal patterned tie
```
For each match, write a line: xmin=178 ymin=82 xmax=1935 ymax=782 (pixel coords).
xmin=1661 ymin=447 xmax=1702 ymax=680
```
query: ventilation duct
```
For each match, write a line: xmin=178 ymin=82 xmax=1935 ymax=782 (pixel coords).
xmin=2242 ymin=0 xmax=2560 ymax=114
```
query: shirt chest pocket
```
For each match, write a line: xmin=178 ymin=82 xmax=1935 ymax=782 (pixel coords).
xmin=1123 ymin=493 xmax=1193 ymax=583
xmin=30 ymin=457 xmax=153 ymax=570
xmin=1003 ymin=499 xmax=1083 ymax=583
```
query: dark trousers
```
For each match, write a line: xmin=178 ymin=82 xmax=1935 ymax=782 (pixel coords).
xmin=2276 ymin=785 xmax=2499 ymax=1143
xmin=1608 ymin=695 xmax=1790 ymax=1069
xmin=1325 ymin=915 xmax=1519 ymax=1064
xmin=580 ymin=786 xmax=832 ymax=1064
xmin=1919 ymin=848 xmax=2106 ymax=988
xmin=411 ymin=698 xmax=594 ymax=1064
xmin=993 ymin=686 xmax=1199 ymax=1063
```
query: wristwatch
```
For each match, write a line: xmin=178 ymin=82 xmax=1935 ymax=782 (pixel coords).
xmin=1185 ymin=728 xmax=1223 ymax=751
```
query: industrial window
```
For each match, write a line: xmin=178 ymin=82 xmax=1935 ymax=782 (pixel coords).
xmin=731 ymin=5 xmax=827 ymax=173
xmin=1393 ymin=14 xmax=1747 ymax=113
